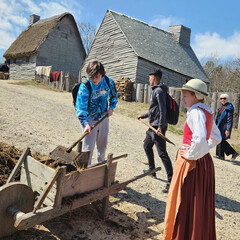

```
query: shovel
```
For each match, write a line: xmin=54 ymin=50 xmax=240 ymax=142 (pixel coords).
xmin=139 ymin=119 xmax=175 ymax=146
xmin=49 ymin=113 xmax=108 ymax=167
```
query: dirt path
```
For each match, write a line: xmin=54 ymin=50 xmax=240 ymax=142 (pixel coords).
xmin=0 ymin=80 xmax=239 ymax=240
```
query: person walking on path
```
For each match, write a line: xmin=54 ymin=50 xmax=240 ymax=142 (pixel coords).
xmin=137 ymin=69 xmax=173 ymax=193
xmin=162 ymin=79 xmax=221 ymax=240
xmin=75 ymin=61 xmax=118 ymax=165
xmin=214 ymin=93 xmax=239 ymax=160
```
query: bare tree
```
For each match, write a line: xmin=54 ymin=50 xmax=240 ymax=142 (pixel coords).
xmin=78 ymin=22 xmax=97 ymax=54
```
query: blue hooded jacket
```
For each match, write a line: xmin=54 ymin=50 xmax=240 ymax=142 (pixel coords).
xmin=76 ymin=76 xmax=118 ymax=127
xmin=215 ymin=102 xmax=234 ymax=139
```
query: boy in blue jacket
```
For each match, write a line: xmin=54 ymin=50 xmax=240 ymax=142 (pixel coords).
xmin=76 ymin=61 xmax=118 ymax=165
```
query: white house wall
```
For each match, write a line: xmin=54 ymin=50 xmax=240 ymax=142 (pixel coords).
xmin=9 ymin=55 xmax=36 ymax=80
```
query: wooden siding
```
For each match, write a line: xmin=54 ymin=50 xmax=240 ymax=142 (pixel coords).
xmin=80 ymin=11 xmax=138 ymax=81
xmin=136 ymin=58 xmax=190 ymax=87
xmin=9 ymin=55 xmax=36 ymax=80
xmin=37 ymin=17 xmax=85 ymax=77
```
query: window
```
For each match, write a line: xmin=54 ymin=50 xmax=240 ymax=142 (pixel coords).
xmin=61 ymin=32 xmax=68 ymax=39
xmin=26 ymin=57 xmax=30 ymax=63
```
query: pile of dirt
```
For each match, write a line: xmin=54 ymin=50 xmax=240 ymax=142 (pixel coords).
xmin=0 ymin=142 xmax=21 ymax=186
xmin=0 ymin=142 xmax=54 ymax=187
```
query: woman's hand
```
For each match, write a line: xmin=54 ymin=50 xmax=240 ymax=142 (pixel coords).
xmin=180 ymin=148 xmax=189 ymax=159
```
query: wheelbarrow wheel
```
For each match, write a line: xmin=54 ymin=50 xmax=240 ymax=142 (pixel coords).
xmin=0 ymin=182 xmax=35 ymax=238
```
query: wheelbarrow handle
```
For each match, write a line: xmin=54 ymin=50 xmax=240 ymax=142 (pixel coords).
xmin=66 ymin=113 xmax=108 ymax=153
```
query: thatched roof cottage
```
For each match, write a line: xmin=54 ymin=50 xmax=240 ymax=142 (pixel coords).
xmin=80 ymin=10 xmax=209 ymax=87
xmin=4 ymin=13 xmax=86 ymax=80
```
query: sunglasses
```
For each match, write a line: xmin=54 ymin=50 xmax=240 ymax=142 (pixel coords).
xmin=220 ymin=98 xmax=227 ymax=100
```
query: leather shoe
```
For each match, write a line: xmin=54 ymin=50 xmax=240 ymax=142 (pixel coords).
xmin=231 ymin=152 xmax=239 ymax=160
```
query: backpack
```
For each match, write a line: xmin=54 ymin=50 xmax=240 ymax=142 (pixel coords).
xmin=165 ymin=92 xmax=179 ymax=125
xmin=72 ymin=76 xmax=110 ymax=107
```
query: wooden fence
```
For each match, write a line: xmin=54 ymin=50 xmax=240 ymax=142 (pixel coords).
xmin=132 ymin=83 xmax=240 ymax=129
xmin=35 ymin=72 xmax=78 ymax=92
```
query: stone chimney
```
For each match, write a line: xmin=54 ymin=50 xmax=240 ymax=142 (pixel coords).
xmin=169 ymin=25 xmax=191 ymax=46
xmin=29 ymin=14 xmax=40 ymax=25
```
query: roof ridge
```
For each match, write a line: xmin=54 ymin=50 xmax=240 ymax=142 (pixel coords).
xmin=107 ymin=9 xmax=170 ymax=35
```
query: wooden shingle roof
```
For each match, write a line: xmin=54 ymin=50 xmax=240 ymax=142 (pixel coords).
xmin=3 ymin=12 xmax=83 ymax=59
xmin=109 ymin=10 xmax=209 ymax=83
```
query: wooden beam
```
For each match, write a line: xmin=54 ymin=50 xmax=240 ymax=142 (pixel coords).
xmin=102 ymin=153 xmax=113 ymax=219
xmin=7 ymin=148 xmax=30 ymax=184
xmin=33 ymin=166 xmax=65 ymax=213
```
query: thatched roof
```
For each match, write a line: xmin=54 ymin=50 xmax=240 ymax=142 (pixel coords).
xmin=3 ymin=12 xmax=81 ymax=59
xmin=109 ymin=10 xmax=209 ymax=83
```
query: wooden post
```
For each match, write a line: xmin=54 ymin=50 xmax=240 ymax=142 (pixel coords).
xmin=233 ymin=93 xmax=240 ymax=128
xmin=54 ymin=166 xmax=66 ymax=208
xmin=102 ymin=153 xmax=113 ymax=219
xmin=147 ymin=85 xmax=152 ymax=104
xmin=136 ymin=83 xmax=144 ymax=102
xmin=144 ymin=84 xmax=148 ymax=104
xmin=211 ymin=92 xmax=218 ymax=116
xmin=132 ymin=83 xmax=136 ymax=102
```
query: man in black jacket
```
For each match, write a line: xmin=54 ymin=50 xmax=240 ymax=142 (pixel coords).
xmin=137 ymin=69 xmax=173 ymax=193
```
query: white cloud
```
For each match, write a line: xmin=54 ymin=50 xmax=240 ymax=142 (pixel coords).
xmin=149 ymin=15 xmax=183 ymax=30
xmin=192 ymin=31 xmax=240 ymax=60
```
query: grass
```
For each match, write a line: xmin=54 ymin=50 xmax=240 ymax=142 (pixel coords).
xmin=10 ymin=79 xmax=65 ymax=92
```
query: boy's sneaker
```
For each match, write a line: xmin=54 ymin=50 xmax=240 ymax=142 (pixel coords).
xmin=143 ymin=169 xmax=157 ymax=179
xmin=162 ymin=182 xmax=170 ymax=193
xmin=231 ymin=152 xmax=239 ymax=160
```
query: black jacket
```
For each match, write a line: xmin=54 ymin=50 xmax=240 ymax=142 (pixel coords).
xmin=141 ymin=83 xmax=168 ymax=129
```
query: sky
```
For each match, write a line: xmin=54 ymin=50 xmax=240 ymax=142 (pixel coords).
xmin=1 ymin=0 xmax=240 ymax=64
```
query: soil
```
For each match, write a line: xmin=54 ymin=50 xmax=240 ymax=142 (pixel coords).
xmin=0 ymin=79 xmax=239 ymax=240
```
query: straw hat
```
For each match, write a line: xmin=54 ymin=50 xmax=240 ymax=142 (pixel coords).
xmin=174 ymin=78 xmax=214 ymax=102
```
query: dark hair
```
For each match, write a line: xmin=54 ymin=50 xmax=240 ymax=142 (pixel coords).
xmin=149 ymin=69 xmax=162 ymax=81
xmin=86 ymin=61 xmax=105 ymax=78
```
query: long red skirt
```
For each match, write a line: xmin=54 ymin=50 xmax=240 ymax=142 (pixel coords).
xmin=162 ymin=152 xmax=216 ymax=240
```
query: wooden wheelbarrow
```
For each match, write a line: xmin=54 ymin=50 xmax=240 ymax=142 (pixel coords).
xmin=0 ymin=147 xmax=161 ymax=238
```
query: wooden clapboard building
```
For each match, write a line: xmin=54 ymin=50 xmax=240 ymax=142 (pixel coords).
xmin=3 ymin=13 xmax=86 ymax=80
xmin=80 ymin=10 xmax=209 ymax=87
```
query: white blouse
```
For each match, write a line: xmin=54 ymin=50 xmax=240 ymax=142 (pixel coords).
xmin=186 ymin=103 xmax=222 ymax=160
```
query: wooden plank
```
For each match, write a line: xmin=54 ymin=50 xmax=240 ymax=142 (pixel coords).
xmin=102 ymin=153 xmax=113 ymax=219
xmin=20 ymin=156 xmax=56 ymax=207
xmin=54 ymin=166 xmax=66 ymax=207
xmin=7 ymin=148 xmax=30 ymax=183
xmin=62 ymin=162 xmax=117 ymax=197
xmin=33 ymin=166 xmax=65 ymax=212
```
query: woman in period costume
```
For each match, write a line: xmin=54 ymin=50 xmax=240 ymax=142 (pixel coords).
xmin=162 ymin=79 xmax=222 ymax=240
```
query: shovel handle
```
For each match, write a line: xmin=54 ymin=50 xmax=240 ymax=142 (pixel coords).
xmin=66 ymin=113 xmax=108 ymax=153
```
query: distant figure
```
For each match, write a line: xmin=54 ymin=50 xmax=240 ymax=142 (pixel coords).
xmin=137 ymin=69 xmax=173 ymax=193
xmin=0 ymin=61 xmax=9 ymax=73
xmin=214 ymin=93 xmax=239 ymax=160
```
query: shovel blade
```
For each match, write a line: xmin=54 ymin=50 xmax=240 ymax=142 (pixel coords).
xmin=49 ymin=145 xmax=79 ymax=163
